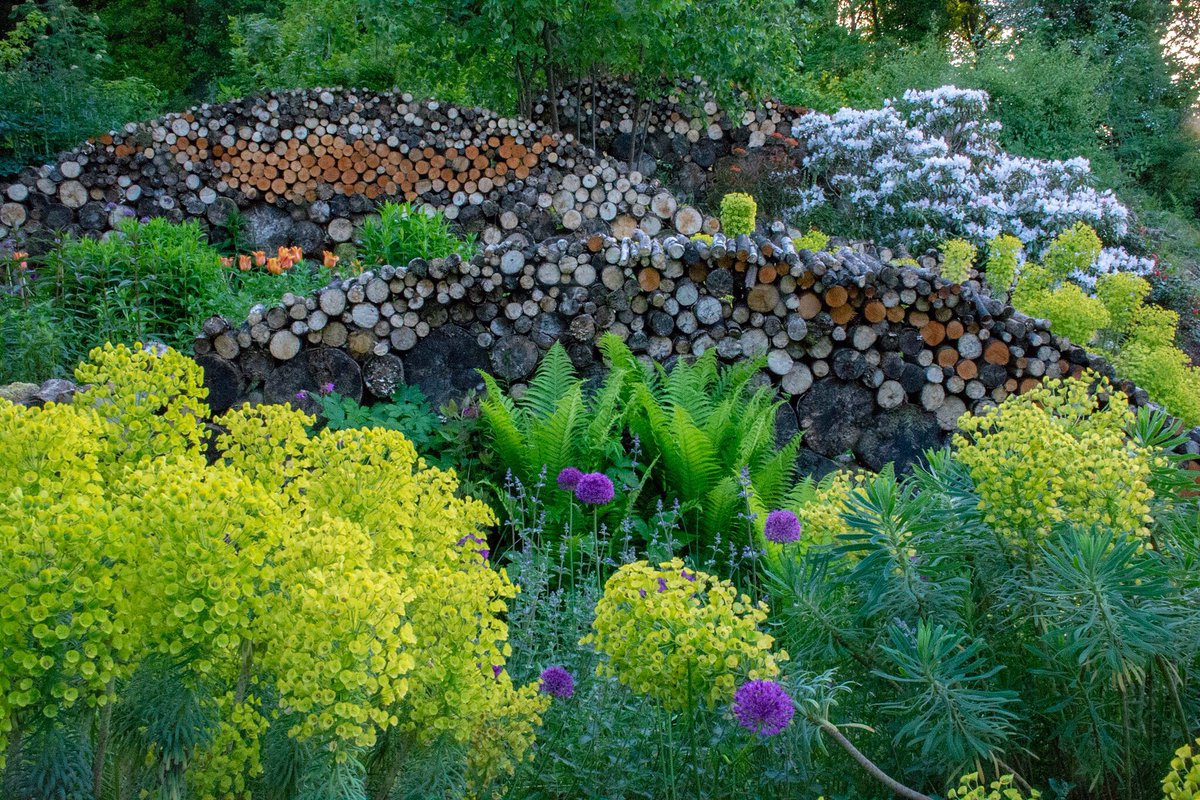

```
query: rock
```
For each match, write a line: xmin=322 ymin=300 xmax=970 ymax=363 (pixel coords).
xmin=34 ymin=378 xmax=80 ymax=405
xmin=264 ymin=346 xmax=363 ymax=407
xmin=194 ymin=354 xmax=245 ymax=412
xmin=404 ymin=324 xmax=489 ymax=408
xmin=242 ymin=203 xmax=295 ymax=252
xmin=363 ymin=354 xmax=406 ymax=399
xmin=853 ymin=406 xmax=945 ymax=473
xmin=795 ymin=379 xmax=873 ymax=457
xmin=491 ymin=335 xmax=540 ymax=381
xmin=0 ymin=382 xmax=39 ymax=405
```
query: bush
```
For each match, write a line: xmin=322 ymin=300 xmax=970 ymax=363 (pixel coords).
xmin=719 ymin=192 xmax=757 ymax=236
xmin=1164 ymin=737 xmax=1200 ymax=800
xmin=791 ymin=228 xmax=830 ymax=252
xmin=357 ymin=201 xmax=475 ymax=266
xmin=940 ymin=239 xmax=977 ymax=283
xmin=1041 ymin=221 xmax=1103 ymax=281
xmin=983 ymin=234 xmax=1023 ymax=297
xmin=43 ymin=218 xmax=227 ymax=362
xmin=0 ymin=343 xmax=546 ymax=797
xmin=952 ymin=373 xmax=1154 ymax=546
xmin=583 ymin=559 xmax=783 ymax=711
xmin=0 ymin=2 xmax=164 ymax=175
xmin=1096 ymin=272 xmax=1151 ymax=335
xmin=1017 ymin=281 xmax=1111 ymax=343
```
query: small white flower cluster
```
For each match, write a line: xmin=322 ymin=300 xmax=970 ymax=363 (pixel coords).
xmin=791 ymin=86 xmax=1150 ymax=284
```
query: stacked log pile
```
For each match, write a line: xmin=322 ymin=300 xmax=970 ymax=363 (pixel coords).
xmin=193 ymin=233 xmax=1189 ymax=471
xmin=532 ymin=78 xmax=802 ymax=195
xmin=0 ymin=89 xmax=721 ymax=253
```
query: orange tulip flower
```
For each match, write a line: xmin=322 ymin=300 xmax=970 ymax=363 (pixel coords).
xmin=323 ymin=251 xmax=339 ymax=268
xmin=253 ymin=250 xmax=267 ymax=266
xmin=267 ymin=257 xmax=282 ymax=275
xmin=220 ymin=256 xmax=234 ymax=269
xmin=238 ymin=255 xmax=252 ymax=271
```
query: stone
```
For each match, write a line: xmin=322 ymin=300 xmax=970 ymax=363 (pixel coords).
xmin=404 ymin=324 xmax=489 ymax=407
xmin=242 ymin=203 xmax=295 ymax=252
xmin=0 ymin=382 xmax=39 ymax=405
xmin=795 ymin=378 xmax=874 ymax=457
xmin=853 ymin=406 xmax=945 ymax=473
xmin=490 ymin=335 xmax=540 ymax=381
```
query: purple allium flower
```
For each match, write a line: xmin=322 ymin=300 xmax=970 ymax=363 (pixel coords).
xmin=556 ymin=466 xmax=584 ymax=491
xmin=320 ymin=381 xmax=336 ymax=395
xmin=574 ymin=472 xmax=614 ymax=506
xmin=733 ymin=679 xmax=795 ymax=737
xmin=538 ymin=666 xmax=574 ymax=699
xmin=764 ymin=509 xmax=802 ymax=544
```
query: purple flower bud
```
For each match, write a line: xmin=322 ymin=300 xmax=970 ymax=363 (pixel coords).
xmin=295 ymin=390 xmax=308 ymax=401
xmin=574 ymin=472 xmax=615 ymax=506
xmin=764 ymin=509 xmax=802 ymax=544
xmin=492 ymin=664 xmax=503 ymax=678
xmin=320 ymin=381 xmax=335 ymax=395
xmin=556 ymin=467 xmax=584 ymax=491
xmin=657 ymin=577 xmax=668 ymax=593
xmin=733 ymin=679 xmax=794 ymax=737
xmin=538 ymin=666 xmax=574 ymax=699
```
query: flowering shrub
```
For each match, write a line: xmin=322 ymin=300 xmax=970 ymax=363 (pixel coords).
xmin=791 ymin=87 xmax=1153 ymax=284
xmin=1163 ymin=737 xmax=1200 ymax=800
xmin=953 ymin=374 xmax=1154 ymax=545
xmin=583 ymin=559 xmax=783 ymax=710
xmin=0 ymin=343 xmax=546 ymax=796
xmin=719 ymin=192 xmax=757 ymax=235
xmin=940 ymin=239 xmax=977 ymax=284
xmin=948 ymin=772 xmax=1040 ymax=800
xmin=1041 ymin=221 xmax=1102 ymax=282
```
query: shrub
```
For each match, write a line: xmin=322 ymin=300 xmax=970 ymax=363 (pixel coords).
xmin=43 ymin=218 xmax=226 ymax=361
xmin=583 ymin=559 xmax=783 ymax=711
xmin=1114 ymin=343 xmax=1200 ymax=427
xmin=790 ymin=86 xmax=1153 ymax=282
xmin=1163 ymin=737 xmax=1200 ymax=800
xmin=0 ymin=343 xmax=546 ymax=797
xmin=791 ymin=228 xmax=830 ymax=252
xmin=357 ymin=201 xmax=475 ymax=266
xmin=1095 ymin=272 xmax=1151 ymax=335
xmin=983 ymin=234 xmax=1023 ymax=297
xmin=1017 ymin=282 xmax=1111 ymax=343
xmin=1041 ymin=221 xmax=1103 ymax=282
xmin=953 ymin=374 xmax=1154 ymax=546
xmin=719 ymin=192 xmax=757 ymax=236
xmin=940 ymin=239 xmax=977 ymax=284
xmin=948 ymin=772 xmax=1040 ymax=800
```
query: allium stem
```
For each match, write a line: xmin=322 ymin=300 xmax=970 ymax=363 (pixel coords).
xmin=817 ymin=719 xmax=932 ymax=800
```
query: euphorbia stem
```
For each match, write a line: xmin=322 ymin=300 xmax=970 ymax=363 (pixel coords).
xmin=817 ymin=718 xmax=932 ymax=800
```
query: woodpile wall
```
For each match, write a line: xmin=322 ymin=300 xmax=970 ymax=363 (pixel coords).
xmin=194 ymin=233 xmax=1194 ymax=473
xmin=6 ymin=83 xmax=1198 ymax=471
xmin=0 ymin=88 xmax=723 ymax=255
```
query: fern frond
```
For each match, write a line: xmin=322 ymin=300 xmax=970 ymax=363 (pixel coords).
xmin=701 ymin=473 xmax=746 ymax=541
xmin=528 ymin=385 xmax=586 ymax=478
xmin=662 ymin=407 xmax=721 ymax=502
xmin=478 ymin=372 xmax=531 ymax=479
xmin=518 ymin=342 xmax=580 ymax=418
xmin=585 ymin=367 xmax=628 ymax=459
xmin=714 ymin=354 xmax=767 ymax=400
xmin=749 ymin=433 xmax=802 ymax=509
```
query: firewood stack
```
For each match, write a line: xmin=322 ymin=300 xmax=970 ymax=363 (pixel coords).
xmin=532 ymin=77 xmax=801 ymax=193
xmin=193 ymin=230 xmax=1171 ymax=470
xmin=0 ymin=88 xmax=721 ymax=252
